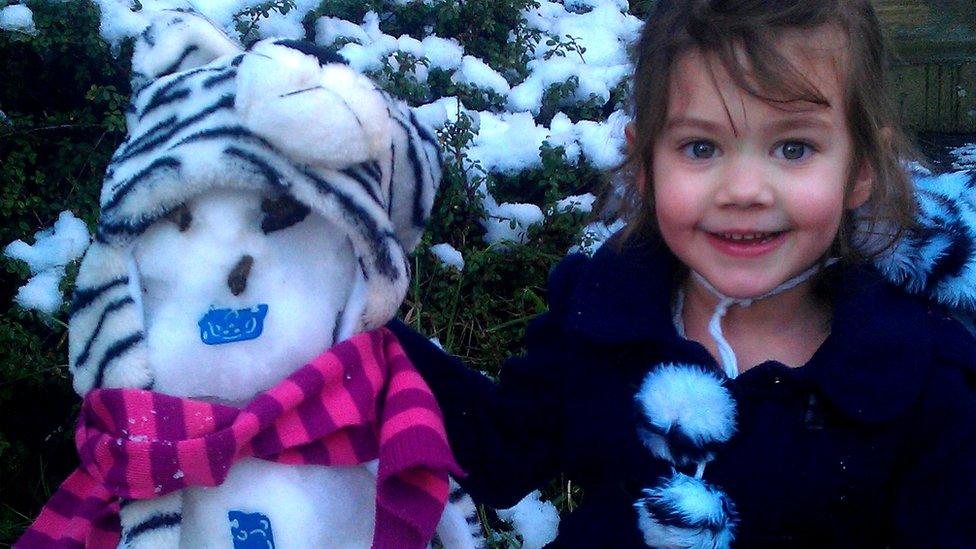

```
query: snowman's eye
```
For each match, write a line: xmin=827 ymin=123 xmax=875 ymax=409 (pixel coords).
xmin=167 ymin=204 xmax=193 ymax=232
xmin=261 ymin=195 xmax=310 ymax=234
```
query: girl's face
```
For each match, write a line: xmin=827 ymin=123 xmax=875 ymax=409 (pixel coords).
xmin=649 ymin=33 xmax=872 ymax=299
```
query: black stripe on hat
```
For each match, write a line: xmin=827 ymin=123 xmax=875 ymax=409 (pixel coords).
xmin=116 ymin=95 xmax=235 ymax=164
xmin=340 ymin=164 xmax=383 ymax=206
xmin=158 ymin=44 xmax=200 ymax=78
xmin=223 ymin=146 xmax=287 ymax=190
xmin=99 ymin=201 xmax=186 ymax=241
xmin=92 ymin=332 xmax=144 ymax=389
xmin=75 ymin=296 xmax=135 ymax=369
xmin=304 ymin=170 xmax=400 ymax=280
xmin=70 ymin=277 xmax=129 ymax=318
xmin=172 ymin=125 xmax=276 ymax=151
xmin=116 ymin=115 xmax=177 ymax=161
xmin=393 ymin=117 xmax=428 ymax=228
xmin=102 ymin=156 xmax=182 ymax=213
xmin=362 ymin=160 xmax=381 ymax=181
xmin=138 ymin=66 xmax=220 ymax=120
xmin=202 ymin=68 xmax=237 ymax=89
xmin=387 ymin=141 xmax=396 ymax=218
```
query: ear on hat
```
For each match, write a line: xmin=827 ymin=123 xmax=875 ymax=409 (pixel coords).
xmin=236 ymin=41 xmax=393 ymax=169
xmin=130 ymin=9 xmax=242 ymax=95
xmin=385 ymin=99 xmax=443 ymax=254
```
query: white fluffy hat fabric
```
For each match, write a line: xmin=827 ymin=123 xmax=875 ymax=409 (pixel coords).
xmin=68 ymin=10 xmax=441 ymax=395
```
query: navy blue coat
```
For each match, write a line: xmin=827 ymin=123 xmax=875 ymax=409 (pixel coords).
xmin=389 ymin=237 xmax=976 ymax=547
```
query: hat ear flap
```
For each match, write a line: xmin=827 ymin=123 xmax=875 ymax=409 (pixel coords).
xmin=68 ymin=241 xmax=152 ymax=396
xmin=385 ymin=99 xmax=443 ymax=253
xmin=130 ymin=9 xmax=242 ymax=94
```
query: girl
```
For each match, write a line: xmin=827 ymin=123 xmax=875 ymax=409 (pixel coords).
xmin=390 ymin=0 xmax=976 ymax=546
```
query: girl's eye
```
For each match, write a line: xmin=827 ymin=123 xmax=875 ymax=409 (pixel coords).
xmin=774 ymin=141 xmax=814 ymax=161
xmin=681 ymin=140 xmax=720 ymax=159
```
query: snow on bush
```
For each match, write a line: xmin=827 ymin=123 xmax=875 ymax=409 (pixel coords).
xmin=0 ymin=4 xmax=38 ymax=35
xmin=431 ymin=243 xmax=465 ymax=271
xmin=86 ymin=0 xmax=637 ymax=255
xmin=4 ymin=211 xmax=91 ymax=314
xmin=497 ymin=490 xmax=561 ymax=549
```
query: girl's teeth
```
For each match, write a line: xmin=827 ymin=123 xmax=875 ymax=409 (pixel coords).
xmin=720 ymin=232 xmax=776 ymax=241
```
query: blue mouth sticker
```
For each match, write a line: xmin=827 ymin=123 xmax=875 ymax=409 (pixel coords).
xmin=199 ymin=304 xmax=269 ymax=345
xmin=228 ymin=510 xmax=276 ymax=549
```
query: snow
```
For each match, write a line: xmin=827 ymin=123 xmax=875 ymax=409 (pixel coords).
xmin=89 ymin=0 xmax=636 ymax=231
xmin=314 ymin=16 xmax=371 ymax=46
xmin=483 ymin=200 xmax=546 ymax=247
xmin=497 ymin=490 xmax=560 ymax=549
xmin=5 ymin=211 xmax=91 ymax=274
xmin=248 ymin=0 xmax=322 ymax=41
xmin=467 ymin=112 xmax=551 ymax=175
xmin=538 ymin=4 xmax=641 ymax=66
xmin=0 ymin=4 xmax=37 ymax=35
xmin=451 ymin=55 xmax=511 ymax=96
xmin=414 ymin=97 xmax=454 ymax=130
xmin=4 ymin=211 xmax=91 ymax=314
xmin=576 ymin=109 xmax=629 ymax=170
xmin=516 ymin=0 xmax=641 ymax=115
xmin=546 ymin=112 xmax=582 ymax=162
xmin=571 ymin=218 xmax=626 ymax=255
xmin=92 ymin=0 xmax=168 ymax=52
xmin=12 ymin=269 xmax=66 ymax=315
xmin=556 ymin=193 xmax=596 ymax=214
xmin=421 ymin=35 xmax=464 ymax=71
xmin=431 ymin=243 xmax=465 ymax=271
xmin=508 ymin=57 xmax=629 ymax=115
xmin=315 ymin=12 xmax=466 ymax=79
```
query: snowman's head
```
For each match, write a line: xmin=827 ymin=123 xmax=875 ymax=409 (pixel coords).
xmin=67 ymin=10 xmax=441 ymax=398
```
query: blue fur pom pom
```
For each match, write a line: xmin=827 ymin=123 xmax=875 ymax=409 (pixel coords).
xmin=635 ymin=364 xmax=736 ymax=466
xmin=635 ymin=473 xmax=737 ymax=549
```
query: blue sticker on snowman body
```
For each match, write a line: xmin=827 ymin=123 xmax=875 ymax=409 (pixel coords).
xmin=199 ymin=304 xmax=269 ymax=345
xmin=228 ymin=510 xmax=276 ymax=549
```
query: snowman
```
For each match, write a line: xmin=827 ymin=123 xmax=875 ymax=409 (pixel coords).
xmin=41 ymin=11 xmax=481 ymax=549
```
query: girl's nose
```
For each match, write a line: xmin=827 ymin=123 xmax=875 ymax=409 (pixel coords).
xmin=715 ymin=156 xmax=774 ymax=208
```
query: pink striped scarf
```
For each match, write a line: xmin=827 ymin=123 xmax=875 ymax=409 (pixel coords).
xmin=18 ymin=327 xmax=462 ymax=548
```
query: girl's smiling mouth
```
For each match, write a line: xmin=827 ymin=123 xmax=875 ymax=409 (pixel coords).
xmin=705 ymin=230 xmax=788 ymax=257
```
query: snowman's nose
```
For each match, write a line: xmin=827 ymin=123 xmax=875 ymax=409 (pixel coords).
xmin=228 ymin=255 xmax=254 ymax=296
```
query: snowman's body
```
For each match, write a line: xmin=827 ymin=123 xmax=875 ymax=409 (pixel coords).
xmin=132 ymin=189 xmax=377 ymax=547
xmin=180 ymin=459 xmax=377 ymax=548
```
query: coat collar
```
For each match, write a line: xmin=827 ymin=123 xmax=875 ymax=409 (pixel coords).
xmin=566 ymin=236 xmax=932 ymax=423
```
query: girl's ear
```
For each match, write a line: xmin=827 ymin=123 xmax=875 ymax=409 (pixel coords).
xmin=625 ymin=122 xmax=637 ymax=149
xmin=846 ymin=159 xmax=873 ymax=209
xmin=625 ymin=122 xmax=648 ymax=194
xmin=847 ymin=127 xmax=892 ymax=209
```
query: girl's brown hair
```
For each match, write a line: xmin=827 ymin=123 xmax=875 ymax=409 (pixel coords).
xmin=619 ymin=0 xmax=918 ymax=260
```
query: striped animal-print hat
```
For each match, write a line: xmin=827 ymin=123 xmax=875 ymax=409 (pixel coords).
xmin=68 ymin=10 xmax=441 ymax=395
